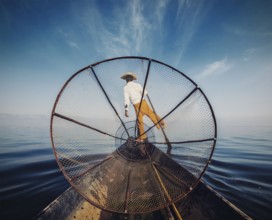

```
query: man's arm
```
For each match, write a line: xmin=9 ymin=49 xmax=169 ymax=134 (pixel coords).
xmin=124 ymin=88 xmax=130 ymax=117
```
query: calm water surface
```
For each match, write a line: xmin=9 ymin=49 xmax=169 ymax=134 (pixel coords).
xmin=0 ymin=118 xmax=271 ymax=220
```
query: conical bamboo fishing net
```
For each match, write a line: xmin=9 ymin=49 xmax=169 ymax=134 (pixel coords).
xmin=50 ymin=56 xmax=217 ymax=214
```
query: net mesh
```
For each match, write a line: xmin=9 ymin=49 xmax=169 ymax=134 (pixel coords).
xmin=51 ymin=57 xmax=216 ymax=214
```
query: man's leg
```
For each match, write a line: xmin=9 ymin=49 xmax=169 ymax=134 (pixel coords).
xmin=134 ymin=103 xmax=147 ymax=140
xmin=142 ymin=100 xmax=165 ymax=129
xmin=137 ymin=113 xmax=147 ymax=140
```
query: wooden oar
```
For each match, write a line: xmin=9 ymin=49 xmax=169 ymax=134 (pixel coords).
xmin=146 ymin=94 xmax=172 ymax=154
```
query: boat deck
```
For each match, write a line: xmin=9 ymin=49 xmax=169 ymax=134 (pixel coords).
xmin=36 ymin=180 xmax=252 ymax=220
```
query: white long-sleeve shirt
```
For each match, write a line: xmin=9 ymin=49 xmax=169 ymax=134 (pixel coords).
xmin=124 ymin=81 xmax=147 ymax=110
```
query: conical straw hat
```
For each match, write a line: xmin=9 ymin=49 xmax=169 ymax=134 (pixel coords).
xmin=121 ymin=72 xmax=137 ymax=80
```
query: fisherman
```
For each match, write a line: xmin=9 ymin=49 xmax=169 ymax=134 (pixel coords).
xmin=121 ymin=72 xmax=165 ymax=143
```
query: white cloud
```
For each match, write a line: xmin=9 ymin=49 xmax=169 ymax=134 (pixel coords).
xmin=242 ymin=45 xmax=272 ymax=62
xmin=196 ymin=57 xmax=232 ymax=79
xmin=57 ymin=28 xmax=80 ymax=50
xmin=67 ymin=41 xmax=80 ymax=49
xmin=76 ymin=0 xmax=153 ymax=57
xmin=173 ymin=0 xmax=214 ymax=65
xmin=243 ymin=48 xmax=257 ymax=62
xmin=73 ymin=0 xmax=173 ymax=58
xmin=155 ymin=0 xmax=170 ymax=22
xmin=224 ymin=25 xmax=272 ymax=37
xmin=245 ymin=48 xmax=257 ymax=54
xmin=128 ymin=0 xmax=152 ymax=53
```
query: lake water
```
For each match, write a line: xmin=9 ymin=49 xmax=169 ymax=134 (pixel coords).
xmin=0 ymin=116 xmax=271 ymax=220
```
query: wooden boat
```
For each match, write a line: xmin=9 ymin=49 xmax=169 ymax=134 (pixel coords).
xmin=44 ymin=56 xmax=253 ymax=219
xmin=35 ymin=180 xmax=251 ymax=220
xmin=36 ymin=143 xmax=252 ymax=220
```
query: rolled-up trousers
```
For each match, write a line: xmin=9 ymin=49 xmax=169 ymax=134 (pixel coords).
xmin=133 ymin=99 xmax=161 ymax=140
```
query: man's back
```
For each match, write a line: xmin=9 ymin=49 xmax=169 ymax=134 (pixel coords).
xmin=124 ymin=81 xmax=147 ymax=106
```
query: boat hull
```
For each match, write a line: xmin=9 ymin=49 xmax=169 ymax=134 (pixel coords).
xmin=35 ymin=181 xmax=251 ymax=220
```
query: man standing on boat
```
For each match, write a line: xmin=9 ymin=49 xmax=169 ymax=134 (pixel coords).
xmin=121 ymin=72 xmax=165 ymax=142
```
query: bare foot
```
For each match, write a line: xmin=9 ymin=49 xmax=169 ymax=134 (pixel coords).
xmin=160 ymin=121 xmax=166 ymax=129
xmin=136 ymin=138 xmax=144 ymax=143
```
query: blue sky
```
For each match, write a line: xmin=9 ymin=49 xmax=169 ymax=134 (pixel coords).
xmin=1 ymin=0 xmax=272 ymax=125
